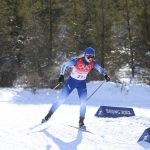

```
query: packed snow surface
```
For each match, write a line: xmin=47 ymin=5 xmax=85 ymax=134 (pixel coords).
xmin=0 ymin=81 xmax=150 ymax=150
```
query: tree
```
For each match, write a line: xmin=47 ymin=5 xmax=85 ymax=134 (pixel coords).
xmin=0 ymin=0 xmax=26 ymax=86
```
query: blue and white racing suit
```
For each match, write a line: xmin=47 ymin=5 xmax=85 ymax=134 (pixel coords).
xmin=49 ymin=57 xmax=105 ymax=118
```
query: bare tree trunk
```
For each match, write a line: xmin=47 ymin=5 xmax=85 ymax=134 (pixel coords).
xmin=49 ymin=0 xmax=53 ymax=62
xmin=100 ymin=0 xmax=105 ymax=68
xmin=73 ymin=0 xmax=78 ymax=52
xmin=143 ymin=0 xmax=150 ymax=74
xmin=125 ymin=0 xmax=135 ymax=78
xmin=143 ymin=0 xmax=150 ymax=49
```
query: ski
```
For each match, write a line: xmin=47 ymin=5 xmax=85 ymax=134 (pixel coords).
xmin=29 ymin=123 xmax=43 ymax=130
xmin=68 ymin=125 xmax=94 ymax=135
xmin=29 ymin=121 xmax=49 ymax=131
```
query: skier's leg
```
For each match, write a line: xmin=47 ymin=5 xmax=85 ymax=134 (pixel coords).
xmin=49 ymin=84 xmax=73 ymax=113
xmin=42 ymin=78 xmax=74 ymax=123
xmin=77 ymin=82 xmax=87 ymax=127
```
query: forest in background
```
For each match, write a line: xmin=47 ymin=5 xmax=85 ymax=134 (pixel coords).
xmin=0 ymin=0 xmax=150 ymax=88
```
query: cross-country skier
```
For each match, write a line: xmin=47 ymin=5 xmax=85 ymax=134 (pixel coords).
xmin=41 ymin=47 xmax=110 ymax=129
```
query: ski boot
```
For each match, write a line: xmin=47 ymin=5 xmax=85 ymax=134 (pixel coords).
xmin=41 ymin=112 xmax=53 ymax=123
xmin=79 ymin=117 xmax=86 ymax=130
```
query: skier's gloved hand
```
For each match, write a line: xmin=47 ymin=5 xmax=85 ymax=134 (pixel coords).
xmin=104 ymin=74 xmax=110 ymax=82
xmin=58 ymin=75 xmax=64 ymax=83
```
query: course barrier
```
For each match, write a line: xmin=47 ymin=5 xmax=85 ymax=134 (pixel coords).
xmin=95 ymin=106 xmax=135 ymax=118
xmin=138 ymin=127 xmax=150 ymax=143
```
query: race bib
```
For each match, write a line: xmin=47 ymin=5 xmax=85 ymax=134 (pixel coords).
xmin=70 ymin=58 xmax=94 ymax=80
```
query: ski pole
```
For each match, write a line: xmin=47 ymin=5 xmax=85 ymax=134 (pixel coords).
xmin=87 ymin=81 xmax=105 ymax=101
xmin=53 ymin=83 xmax=61 ymax=89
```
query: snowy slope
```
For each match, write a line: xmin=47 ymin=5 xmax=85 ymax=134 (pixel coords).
xmin=0 ymin=81 xmax=150 ymax=150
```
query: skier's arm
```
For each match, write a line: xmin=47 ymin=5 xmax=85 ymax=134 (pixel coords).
xmin=93 ymin=61 xmax=106 ymax=76
xmin=60 ymin=58 xmax=77 ymax=75
xmin=94 ymin=61 xmax=110 ymax=81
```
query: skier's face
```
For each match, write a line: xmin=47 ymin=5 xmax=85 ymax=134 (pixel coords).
xmin=85 ymin=55 xmax=94 ymax=62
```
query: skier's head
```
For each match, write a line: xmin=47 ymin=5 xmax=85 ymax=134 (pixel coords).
xmin=84 ymin=47 xmax=95 ymax=56
xmin=84 ymin=47 xmax=95 ymax=62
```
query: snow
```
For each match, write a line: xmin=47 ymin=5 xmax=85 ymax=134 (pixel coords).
xmin=0 ymin=81 xmax=150 ymax=150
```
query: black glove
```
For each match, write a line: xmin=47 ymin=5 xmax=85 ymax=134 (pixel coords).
xmin=104 ymin=74 xmax=110 ymax=82
xmin=58 ymin=75 xmax=64 ymax=83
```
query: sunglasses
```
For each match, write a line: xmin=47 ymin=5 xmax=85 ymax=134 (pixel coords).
xmin=86 ymin=55 xmax=95 ymax=59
